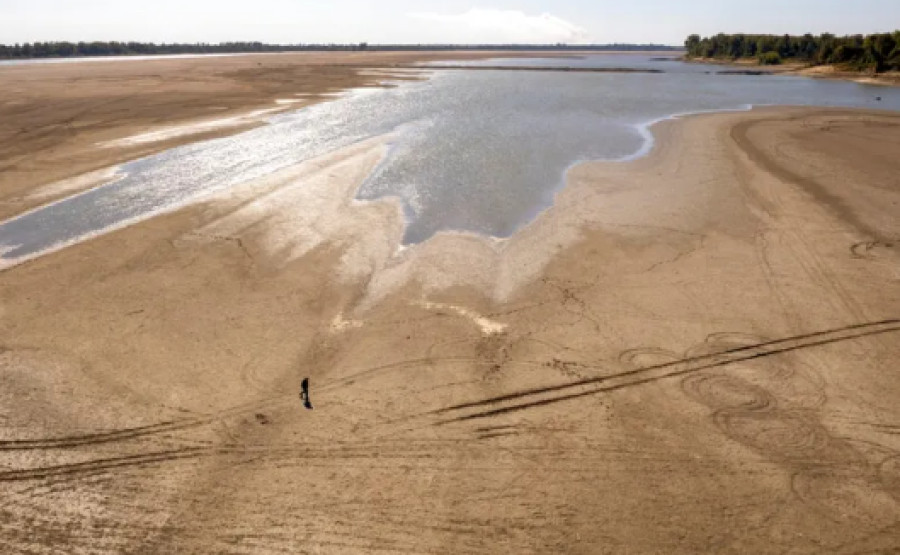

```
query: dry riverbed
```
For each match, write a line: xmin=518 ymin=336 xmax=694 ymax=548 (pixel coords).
xmin=0 ymin=53 xmax=899 ymax=552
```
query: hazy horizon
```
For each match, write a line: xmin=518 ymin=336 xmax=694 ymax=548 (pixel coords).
xmin=1 ymin=1 xmax=898 ymax=46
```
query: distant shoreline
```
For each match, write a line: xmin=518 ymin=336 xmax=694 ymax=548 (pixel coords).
xmin=0 ymin=49 xmax=682 ymax=67
xmin=685 ymin=56 xmax=900 ymax=87
xmin=0 ymin=42 xmax=683 ymax=62
xmin=682 ymin=30 xmax=900 ymax=86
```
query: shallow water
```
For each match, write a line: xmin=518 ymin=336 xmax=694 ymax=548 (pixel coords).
xmin=2 ymin=54 xmax=899 ymax=265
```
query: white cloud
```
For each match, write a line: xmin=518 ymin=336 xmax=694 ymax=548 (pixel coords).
xmin=409 ymin=8 xmax=591 ymax=44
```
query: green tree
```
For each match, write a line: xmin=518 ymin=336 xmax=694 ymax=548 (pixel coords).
xmin=758 ymin=51 xmax=782 ymax=65
xmin=685 ymin=34 xmax=701 ymax=55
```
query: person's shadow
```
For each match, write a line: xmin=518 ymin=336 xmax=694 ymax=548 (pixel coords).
xmin=300 ymin=378 xmax=313 ymax=410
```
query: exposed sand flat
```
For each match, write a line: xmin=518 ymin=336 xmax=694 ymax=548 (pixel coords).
xmin=1 ymin=105 xmax=899 ymax=552
xmin=23 ymin=166 xmax=122 ymax=201
xmin=95 ymin=107 xmax=283 ymax=148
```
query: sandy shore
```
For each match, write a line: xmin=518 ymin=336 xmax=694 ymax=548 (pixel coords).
xmin=1 ymin=81 xmax=900 ymax=552
xmin=687 ymin=57 xmax=900 ymax=86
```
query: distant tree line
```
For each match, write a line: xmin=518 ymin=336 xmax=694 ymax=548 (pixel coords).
xmin=0 ymin=41 xmax=680 ymax=59
xmin=684 ymin=31 xmax=900 ymax=71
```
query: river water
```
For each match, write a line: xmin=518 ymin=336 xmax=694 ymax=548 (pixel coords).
xmin=2 ymin=54 xmax=899 ymax=266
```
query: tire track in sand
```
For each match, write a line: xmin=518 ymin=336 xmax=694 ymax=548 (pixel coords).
xmin=435 ymin=319 xmax=900 ymax=423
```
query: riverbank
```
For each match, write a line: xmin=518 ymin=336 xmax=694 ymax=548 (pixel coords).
xmin=686 ymin=56 xmax=900 ymax=86
xmin=1 ymin=105 xmax=899 ymax=552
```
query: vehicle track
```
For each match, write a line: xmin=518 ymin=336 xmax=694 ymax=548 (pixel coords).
xmin=0 ymin=393 xmax=290 ymax=451
xmin=0 ymin=447 xmax=211 ymax=483
xmin=435 ymin=319 xmax=900 ymax=423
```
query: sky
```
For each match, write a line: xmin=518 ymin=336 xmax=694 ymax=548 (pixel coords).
xmin=1 ymin=0 xmax=898 ymax=46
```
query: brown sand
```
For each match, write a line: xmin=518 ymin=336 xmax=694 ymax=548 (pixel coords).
xmin=1 ymin=66 xmax=899 ymax=553
xmin=794 ymin=65 xmax=900 ymax=86
xmin=687 ymin=57 xmax=900 ymax=86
